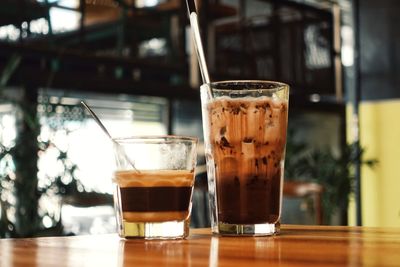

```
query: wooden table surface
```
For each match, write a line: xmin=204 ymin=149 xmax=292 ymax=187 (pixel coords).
xmin=1 ymin=225 xmax=400 ymax=267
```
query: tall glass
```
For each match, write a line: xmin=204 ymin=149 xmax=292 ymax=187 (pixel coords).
xmin=200 ymin=81 xmax=289 ymax=236
xmin=112 ymin=136 xmax=198 ymax=239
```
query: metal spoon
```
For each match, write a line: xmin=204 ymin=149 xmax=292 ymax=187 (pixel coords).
xmin=80 ymin=101 xmax=139 ymax=172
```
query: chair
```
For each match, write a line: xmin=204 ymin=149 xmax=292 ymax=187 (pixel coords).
xmin=283 ymin=180 xmax=324 ymax=225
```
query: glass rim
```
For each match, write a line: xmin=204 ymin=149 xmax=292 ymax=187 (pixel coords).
xmin=113 ymin=135 xmax=198 ymax=144
xmin=206 ymin=80 xmax=289 ymax=86
xmin=201 ymin=80 xmax=290 ymax=92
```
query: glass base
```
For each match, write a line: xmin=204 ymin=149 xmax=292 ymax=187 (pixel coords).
xmin=120 ymin=219 xmax=190 ymax=239
xmin=214 ymin=221 xmax=280 ymax=236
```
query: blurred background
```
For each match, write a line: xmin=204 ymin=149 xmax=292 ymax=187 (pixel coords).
xmin=0 ymin=0 xmax=398 ymax=237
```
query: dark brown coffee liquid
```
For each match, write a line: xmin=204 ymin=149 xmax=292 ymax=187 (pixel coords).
xmin=217 ymin=171 xmax=281 ymax=224
xmin=120 ymin=187 xmax=192 ymax=212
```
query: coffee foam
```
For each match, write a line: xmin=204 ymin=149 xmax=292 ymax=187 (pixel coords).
xmin=114 ymin=169 xmax=194 ymax=188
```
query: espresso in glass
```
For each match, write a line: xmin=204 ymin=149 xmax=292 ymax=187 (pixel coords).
xmin=112 ymin=136 xmax=198 ymax=239
xmin=114 ymin=170 xmax=194 ymax=225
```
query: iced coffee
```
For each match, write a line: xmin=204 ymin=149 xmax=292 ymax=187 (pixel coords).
xmin=201 ymin=81 xmax=289 ymax=235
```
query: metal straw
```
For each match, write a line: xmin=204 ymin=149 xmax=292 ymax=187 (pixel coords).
xmin=186 ymin=0 xmax=211 ymax=84
xmin=80 ymin=101 xmax=139 ymax=172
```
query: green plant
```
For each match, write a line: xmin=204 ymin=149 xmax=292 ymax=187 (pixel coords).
xmin=0 ymin=91 xmax=83 ymax=237
xmin=285 ymin=134 xmax=377 ymax=224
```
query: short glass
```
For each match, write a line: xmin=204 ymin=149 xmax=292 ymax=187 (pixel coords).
xmin=200 ymin=81 xmax=289 ymax=236
xmin=112 ymin=136 xmax=198 ymax=239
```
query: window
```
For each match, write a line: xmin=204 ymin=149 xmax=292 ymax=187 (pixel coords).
xmin=1 ymin=88 xmax=169 ymax=235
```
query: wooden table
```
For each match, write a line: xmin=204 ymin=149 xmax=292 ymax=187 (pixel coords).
xmin=1 ymin=225 xmax=400 ymax=266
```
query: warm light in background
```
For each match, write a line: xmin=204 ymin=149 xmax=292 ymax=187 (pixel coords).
xmin=0 ymin=91 xmax=168 ymax=235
